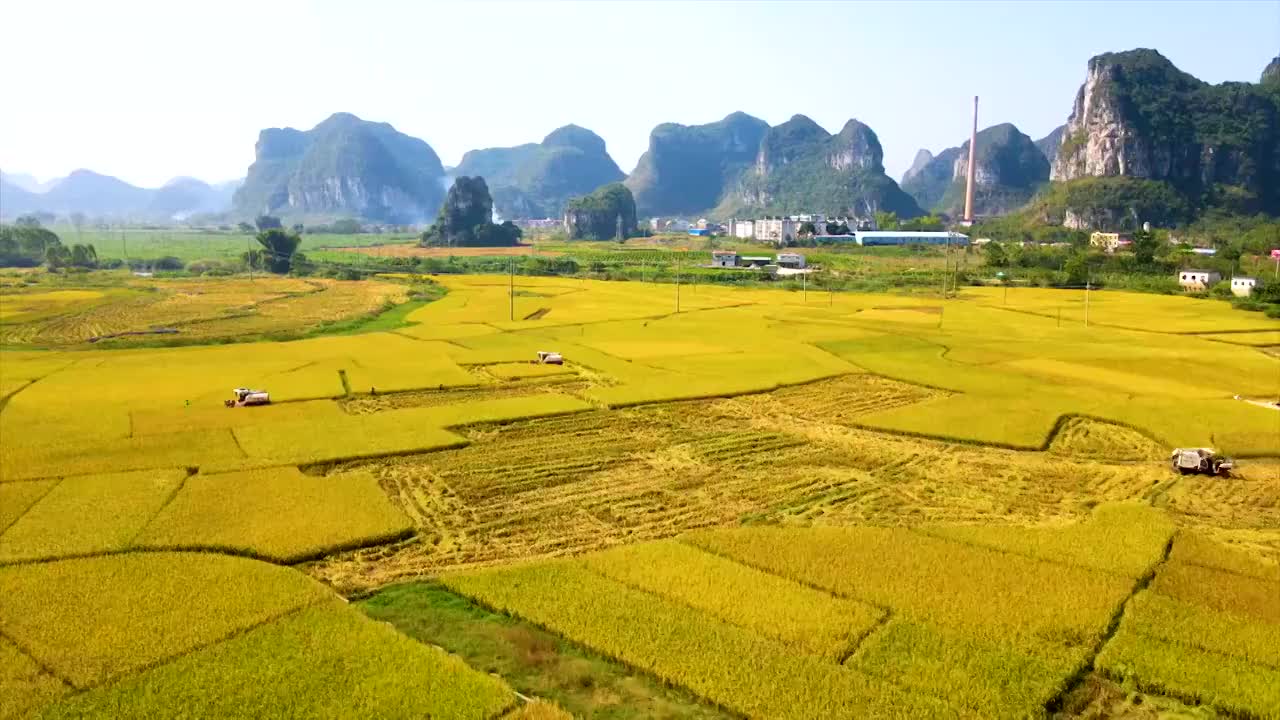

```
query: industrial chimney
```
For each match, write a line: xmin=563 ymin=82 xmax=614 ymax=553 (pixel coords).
xmin=963 ymin=95 xmax=978 ymax=226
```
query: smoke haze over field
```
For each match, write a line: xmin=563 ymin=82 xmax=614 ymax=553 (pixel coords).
xmin=1 ymin=0 xmax=1275 ymax=188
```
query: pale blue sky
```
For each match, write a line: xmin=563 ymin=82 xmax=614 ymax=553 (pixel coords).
xmin=2 ymin=0 xmax=1276 ymax=188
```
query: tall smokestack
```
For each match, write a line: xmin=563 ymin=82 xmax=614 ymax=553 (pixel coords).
xmin=963 ymin=95 xmax=978 ymax=225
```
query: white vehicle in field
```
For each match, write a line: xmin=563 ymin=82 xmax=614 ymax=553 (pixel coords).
xmin=536 ymin=351 xmax=564 ymax=365
xmin=1170 ymin=448 xmax=1233 ymax=476
xmin=225 ymin=388 xmax=271 ymax=408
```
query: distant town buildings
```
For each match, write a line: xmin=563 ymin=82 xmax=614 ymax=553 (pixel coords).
xmin=711 ymin=250 xmax=739 ymax=267
xmin=776 ymin=252 xmax=805 ymax=269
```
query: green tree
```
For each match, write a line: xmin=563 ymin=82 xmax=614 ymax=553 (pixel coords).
xmin=255 ymin=215 xmax=283 ymax=232
xmin=14 ymin=215 xmax=42 ymax=228
xmin=983 ymin=242 xmax=1009 ymax=268
xmin=69 ymin=244 xmax=98 ymax=268
xmin=255 ymin=229 xmax=301 ymax=273
xmin=1063 ymin=251 xmax=1089 ymax=285
xmin=874 ymin=211 xmax=900 ymax=231
xmin=236 ymin=221 xmax=254 ymax=233
xmin=798 ymin=222 xmax=817 ymax=237
xmin=44 ymin=244 xmax=71 ymax=270
xmin=1132 ymin=228 xmax=1160 ymax=266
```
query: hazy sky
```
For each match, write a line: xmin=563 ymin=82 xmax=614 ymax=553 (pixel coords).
xmin=2 ymin=0 xmax=1277 ymax=188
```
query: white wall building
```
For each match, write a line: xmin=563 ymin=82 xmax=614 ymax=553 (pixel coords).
xmin=755 ymin=217 xmax=798 ymax=244
xmin=727 ymin=219 xmax=755 ymax=239
xmin=711 ymin=250 xmax=739 ymax=268
xmin=776 ymin=252 xmax=805 ymax=269
xmin=1230 ymin=277 xmax=1257 ymax=297
xmin=1178 ymin=269 xmax=1221 ymax=290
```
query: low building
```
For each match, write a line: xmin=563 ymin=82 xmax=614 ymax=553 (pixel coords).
xmin=1191 ymin=247 xmax=1217 ymax=256
xmin=687 ymin=228 xmax=712 ymax=237
xmin=1231 ymin=277 xmax=1257 ymax=297
xmin=853 ymin=231 xmax=970 ymax=247
xmin=776 ymin=252 xmax=805 ymax=269
xmin=1178 ymin=269 xmax=1221 ymax=290
xmin=1089 ymin=232 xmax=1131 ymax=252
xmin=741 ymin=255 xmax=773 ymax=268
xmin=812 ymin=234 xmax=857 ymax=244
xmin=711 ymin=250 xmax=739 ymax=268
xmin=755 ymin=217 xmax=798 ymax=244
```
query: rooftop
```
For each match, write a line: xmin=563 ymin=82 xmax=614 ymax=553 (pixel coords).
xmin=855 ymin=231 xmax=970 ymax=238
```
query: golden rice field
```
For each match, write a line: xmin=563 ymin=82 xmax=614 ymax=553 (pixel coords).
xmin=0 ymin=275 xmax=408 ymax=346
xmin=0 ymin=273 xmax=1277 ymax=718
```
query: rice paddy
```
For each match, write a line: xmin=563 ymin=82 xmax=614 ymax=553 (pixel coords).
xmin=0 ymin=272 xmax=1276 ymax=718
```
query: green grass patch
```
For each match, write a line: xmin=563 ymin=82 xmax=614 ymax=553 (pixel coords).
xmin=1 ymin=636 xmax=68 ymax=719
xmin=443 ymin=560 xmax=960 ymax=720
xmin=358 ymin=582 xmax=733 ymax=720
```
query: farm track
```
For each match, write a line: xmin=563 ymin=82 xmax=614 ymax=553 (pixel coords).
xmin=306 ymin=375 xmax=1196 ymax=593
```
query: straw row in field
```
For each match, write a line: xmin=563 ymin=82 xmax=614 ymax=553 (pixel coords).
xmin=443 ymin=561 xmax=962 ymax=720
xmin=38 ymin=602 xmax=515 ymax=720
xmin=1046 ymin=417 xmax=1165 ymax=460
xmin=581 ymin=540 xmax=882 ymax=661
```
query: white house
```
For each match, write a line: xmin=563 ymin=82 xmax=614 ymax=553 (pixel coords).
xmin=710 ymin=250 xmax=739 ymax=268
xmin=1230 ymin=277 xmax=1257 ymax=297
xmin=776 ymin=252 xmax=805 ymax=269
xmin=1178 ymin=269 xmax=1221 ymax=290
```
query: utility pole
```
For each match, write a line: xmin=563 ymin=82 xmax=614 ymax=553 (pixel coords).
xmin=675 ymin=256 xmax=681 ymax=313
xmin=509 ymin=258 xmax=515 ymax=322
xmin=1084 ymin=279 xmax=1091 ymax=328
xmin=802 ymin=270 xmax=807 ymax=302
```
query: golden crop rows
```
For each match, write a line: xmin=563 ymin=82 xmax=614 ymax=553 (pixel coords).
xmin=308 ymin=376 xmax=1180 ymax=593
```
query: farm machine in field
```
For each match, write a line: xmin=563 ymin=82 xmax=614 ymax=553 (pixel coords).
xmin=536 ymin=351 xmax=564 ymax=365
xmin=225 ymin=387 xmax=271 ymax=408
xmin=1170 ymin=448 xmax=1233 ymax=476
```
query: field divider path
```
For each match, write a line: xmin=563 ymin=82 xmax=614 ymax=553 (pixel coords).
xmin=0 ymin=625 xmax=75 ymax=689
xmin=1042 ymin=534 xmax=1177 ymax=716
xmin=124 ymin=467 xmax=199 ymax=548
xmin=0 ymin=478 xmax=64 ymax=537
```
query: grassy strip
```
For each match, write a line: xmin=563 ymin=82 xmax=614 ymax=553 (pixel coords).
xmin=39 ymin=602 xmax=514 ymax=720
xmin=582 ymin=540 xmax=882 ymax=661
xmin=0 ymin=469 xmax=187 ymax=563
xmin=0 ymin=552 xmax=332 ymax=688
xmin=443 ymin=560 xmax=965 ymax=720
xmin=1 ymin=429 xmax=243 ymax=482
xmin=358 ymin=582 xmax=733 ymax=720
xmin=1096 ymin=625 xmax=1280 ymax=719
xmin=134 ymin=467 xmax=412 ymax=564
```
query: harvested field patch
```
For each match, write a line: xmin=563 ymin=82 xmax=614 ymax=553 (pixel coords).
xmin=1047 ymin=417 xmax=1165 ymax=460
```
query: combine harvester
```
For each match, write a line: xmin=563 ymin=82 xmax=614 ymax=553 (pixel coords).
xmin=225 ymin=387 xmax=270 ymax=408
xmin=1170 ymin=448 xmax=1233 ymax=476
xmin=536 ymin=351 xmax=564 ymax=365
